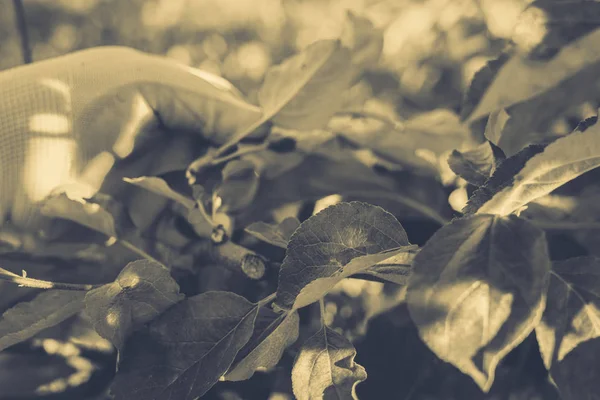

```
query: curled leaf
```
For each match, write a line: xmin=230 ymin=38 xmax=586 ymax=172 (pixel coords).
xmin=292 ymin=326 xmax=367 ymax=400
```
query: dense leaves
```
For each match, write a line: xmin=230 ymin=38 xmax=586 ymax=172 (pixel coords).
xmin=110 ymin=291 xmax=259 ymax=400
xmin=0 ymin=290 xmax=85 ymax=352
xmin=292 ymin=326 xmax=367 ymax=400
xmin=406 ymin=214 xmax=551 ymax=392
xmin=472 ymin=118 xmax=600 ymax=216
xmin=276 ymin=202 xmax=411 ymax=310
xmin=84 ymin=260 xmax=184 ymax=351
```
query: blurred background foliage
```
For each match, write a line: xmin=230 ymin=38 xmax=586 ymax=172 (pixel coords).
xmin=1 ymin=0 xmax=528 ymax=118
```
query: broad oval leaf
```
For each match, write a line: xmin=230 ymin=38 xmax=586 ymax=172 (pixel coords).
xmin=123 ymin=176 xmax=195 ymax=209
xmin=406 ymin=214 xmax=550 ymax=392
xmin=474 ymin=119 xmax=600 ymax=216
xmin=258 ymin=39 xmax=354 ymax=130
xmin=225 ymin=309 xmax=300 ymax=381
xmin=244 ymin=217 xmax=301 ymax=249
xmin=0 ymin=290 xmax=85 ymax=352
xmin=275 ymin=201 xmax=411 ymax=310
xmin=466 ymin=28 xmax=600 ymax=123
xmin=292 ymin=325 xmax=367 ymax=400
xmin=535 ymin=256 xmax=600 ymax=399
xmin=110 ymin=291 xmax=258 ymax=400
xmin=84 ymin=259 xmax=184 ymax=351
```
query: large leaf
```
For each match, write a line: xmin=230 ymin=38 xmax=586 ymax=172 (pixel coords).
xmin=473 ymin=119 xmax=600 ymax=216
xmin=225 ymin=309 xmax=300 ymax=381
xmin=276 ymin=202 xmax=412 ymax=310
xmin=258 ymin=39 xmax=354 ymax=130
xmin=244 ymin=217 xmax=301 ymax=249
xmin=464 ymin=28 xmax=600 ymax=156
xmin=331 ymin=109 xmax=469 ymax=177
xmin=110 ymin=291 xmax=258 ymax=400
xmin=535 ymin=256 xmax=600 ymax=399
xmin=406 ymin=214 xmax=551 ymax=392
xmin=84 ymin=259 xmax=184 ymax=351
xmin=0 ymin=290 xmax=85 ymax=352
xmin=466 ymin=28 xmax=600 ymax=124
xmin=292 ymin=325 xmax=367 ymax=400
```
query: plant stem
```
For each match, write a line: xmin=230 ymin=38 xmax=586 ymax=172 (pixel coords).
xmin=319 ymin=298 xmax=326 ymax=327
xmin=257 ymin=292 xmax=276 ymax=308
xmin=0 ymin=267 xmax=101 ymax=291
xmin=531 ymin=220 xmax=600 ymax=230
xmin=12 ymin=0 xmax=32 ymax=64
xmin=210 ymin=142 xmax=269 ymax=167
xmin=119 ymin=240 xmax=167 ymax=269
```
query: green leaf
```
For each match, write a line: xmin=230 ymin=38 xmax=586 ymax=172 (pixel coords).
xmin=276 ymin=202 xmax=411 ymax=310
xmin=258 ymin=39 xmax=354 ymax=130
xmin=447 ymin=141 xmax=506 ymax=186
xmin=341 ymin=11 xmax=384 ymax=81
xmin=472 ymin=119 xmax=600 ymax=216
xmin=110 ymin=291 xmax=258 ymax=400
xmin=331 ymin=109 xmax=469 ymax=176
xmin=535 ymin=256 xmax=600 ymax=399
xmin=244 ymin=217 xmax=301 ymax=248
xmin=465 ymin=28 xmax=600 ymax=124
xmin=123 ymin=176 xmax=195 ymax=209
xmin=0 ymin=290 xmax=85 ymax=352
xmin=292 ymin=325 xmax=367 ymax=400
xmin=214 ymin=159 xmax=260 ymax=214
xmin=464 ymin=28 xmax=600 ymax=156
xmin=406 ymin=214 xmax=550 ymax=392
xmin=225 ymin=309 xmax=300 ymax=381
xmin=84 ymin=260 xmax=184 ymax=351
xmin=40 ymin=192 xmax=118 ymax=237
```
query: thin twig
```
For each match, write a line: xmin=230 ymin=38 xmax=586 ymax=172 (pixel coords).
xmin=257 ymin=292 xmax=276 ymax=308
xmin=0 ymin=267 xmax=101 ymax=291
xmin=119 ymin=239 xmax=168 ymax=269
xmin=12 ymin=0 xmax=32 ymax=64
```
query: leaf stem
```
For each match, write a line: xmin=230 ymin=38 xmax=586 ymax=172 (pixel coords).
xmin=0 ymin=267 xmax=101 ymax=291
xmin=12 ymin=0 xmax=32 ymax=64
xmin=118 ymin=240 xmax=168 ymax=269
xmin=210 ymin=142 xmax=269 ymax=167
xmin=257 ymin=292 xmax=276 ymax=308
xmin=319 ymin=298 xmax=326 ymax=327
xmin=341 ymin=190 xmax=450 ymax=225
